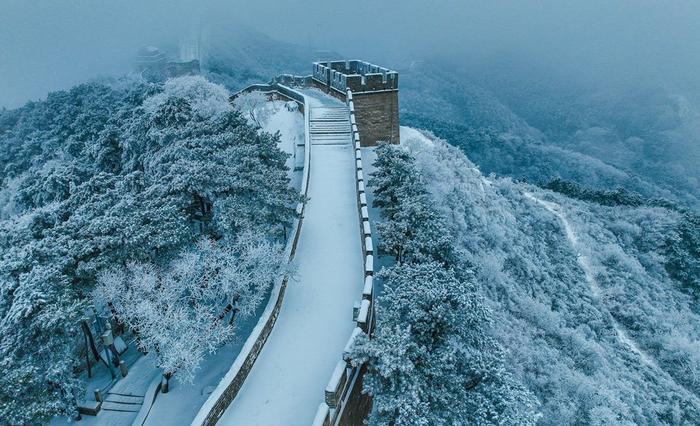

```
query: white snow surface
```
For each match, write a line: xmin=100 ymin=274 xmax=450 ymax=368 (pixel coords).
xmin=236 ymin=98 xmax=305 ymax=189
xmin=218 ymin=98 xmax=363 ymax=425
xmin=258 ymin=100 xmax=304 ymax=172
xmin=524 ymin=192 xmax=659 ymax=368
xmin=144 ymin=311 xmax=263 ymax=425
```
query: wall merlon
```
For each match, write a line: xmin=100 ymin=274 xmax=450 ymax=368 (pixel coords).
xmin=314 ymin=60 xmax=398 ymax=93
xmin=362 ymin=277 xmax=373 ymax=300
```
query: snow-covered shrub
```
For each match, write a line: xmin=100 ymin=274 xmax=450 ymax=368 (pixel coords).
xmin=143 ymin=75 xmax=232 ymax=120
xmin=94 ymin=234 xmax=285 ymax=385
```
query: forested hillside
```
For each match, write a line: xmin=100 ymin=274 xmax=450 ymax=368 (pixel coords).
xmin=379 ymin=128 xmax=700 ymax=424
xmin=354 ymin=142 xmax=539 ymax=425
xmin=399 ymin=63 xmax=700 ymax=209
xmin=0 ymin=76 xmax=298 ymax=424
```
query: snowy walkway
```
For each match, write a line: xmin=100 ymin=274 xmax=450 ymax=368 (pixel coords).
xmin=218 ymin=91 xmax=363 ymax=425
xmin=524 ymin=192 xmax=664 ymax=370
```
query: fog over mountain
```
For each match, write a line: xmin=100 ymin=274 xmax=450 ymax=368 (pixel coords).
xmin=3 ymin=2 xmax=699 ymax=204
xmin=1 ymin=2 xmax=699 ymax=424
xmin=2 ymin=0 xmax=700 ymax=107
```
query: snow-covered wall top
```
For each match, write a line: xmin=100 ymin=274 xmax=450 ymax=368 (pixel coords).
xmin=313 ymin=60 xmax=399 ymax=94
xmin=192 ymin=84 xmax=311 ymax=426
xmin=312 ymin=87 xmax=376 ymax=426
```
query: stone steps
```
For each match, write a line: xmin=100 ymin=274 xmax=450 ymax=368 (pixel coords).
xmin=101 ymin=392 xmax=143 ymax=413
xmin=309 ymin=105 xmax=352 ymax=146
xmin=310 ymin=135 xmax=352 ymax=145
xmin=101 ymin=401 xmax=141 ymax=413
xmin=310 ymin=122 xmax=351 ymax=133
xmin=309 ymin=107 xmax=348 ymax=121
xmin=104 ymin=392 xmax=144 ymax=405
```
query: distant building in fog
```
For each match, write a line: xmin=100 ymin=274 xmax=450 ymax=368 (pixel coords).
xmin=179 ymin=31 xmax=201 ymax=63
xmin=134 ymin=44 xmax=200 ymax=78
xmin=135 ymin=46 xmax=167 ymax=73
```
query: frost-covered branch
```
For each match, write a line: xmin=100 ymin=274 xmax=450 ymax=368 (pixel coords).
xmin=94 ymin=233 xmax=286 ymax=385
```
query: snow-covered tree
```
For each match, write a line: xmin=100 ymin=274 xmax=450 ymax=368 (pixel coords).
xmin=0 ymin=75 xmax=299 ymax=422
xmin=370 ymin=143 xmax=453 ymax=265
xmin=361 ymin=138 xmax=538 ymax=424
xmin=369 ymin=142 xmax=423 ymax=221
xmin=352 ymin=262 xmax=539 ymax=425
xmin=94 ymin=233 xmax=286 ymax=388
xmin=0 ymin=265 xmax=87 ymax=424
xmin=232 ymin=91 xmax=271 ymax=127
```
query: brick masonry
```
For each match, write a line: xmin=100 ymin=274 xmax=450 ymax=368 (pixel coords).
xmin=352 ymin=91 xmax=400 ymax=146
xmin=312 ymin=60 xmax=400 ymax=147
xmin=339 ymin=364 xmax=373 ymax=426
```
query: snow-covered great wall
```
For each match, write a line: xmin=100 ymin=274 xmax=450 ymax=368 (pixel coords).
xmin=190 ymin=82 xmax=312 ymax=425
xmin=310 ymin=87 xmax=377 ymax=426
xmin=191 ymin=61 xmax=396 ymax=425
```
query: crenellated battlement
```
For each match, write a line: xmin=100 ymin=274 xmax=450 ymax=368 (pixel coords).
xmin=313 ymin=60 xmax=399 ymax=94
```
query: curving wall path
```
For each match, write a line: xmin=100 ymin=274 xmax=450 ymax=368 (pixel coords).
xmin=216 ymin=89 xmax=363 ymax=425
xmin=193 ymin=83 xmax=377 ymax=426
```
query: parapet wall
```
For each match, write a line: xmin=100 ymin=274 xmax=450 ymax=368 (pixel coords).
xmin=312 ymin=60 xmax=399 ymax=94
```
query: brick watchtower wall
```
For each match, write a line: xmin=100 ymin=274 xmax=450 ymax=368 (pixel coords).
xmin=352 ymin=90 xmax=399 ymax=147
xmin=312 ymin=60 xmax=400 ymax=147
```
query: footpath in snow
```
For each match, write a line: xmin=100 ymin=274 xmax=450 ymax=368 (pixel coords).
xmin=218 ymin=90 xmax=363 ymax=425
xmin=524 ymin=192 xmax=661 ymax=368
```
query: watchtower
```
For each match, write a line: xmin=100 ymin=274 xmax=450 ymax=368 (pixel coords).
xmin=311 ymin=60 xmax=399 ymax=146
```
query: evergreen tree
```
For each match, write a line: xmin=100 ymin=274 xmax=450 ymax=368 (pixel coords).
xmin=362 ymin=140 xmax=538 ymax=425
xmin=353 ymin=263 xmax=539 ymax=425
xmin=370 ymin=143 xmax=453 ymax=265
xmin=370 ymin=142 xmax=423 ymax=222
xmin=0 ymin=75 xmax=298 ymax=423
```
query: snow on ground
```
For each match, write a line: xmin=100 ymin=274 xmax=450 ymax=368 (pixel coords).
xmin=524 ymin=191 xmax=660 ymax=369
xmin=298 ymin=88 xmax=343 ymax=107
xmin=143 ymin=306 xmax=264 ymax=425
xmin=219 ymin=100 xmax=363 ymax=425
xmin=235 ymin=95 xmax=305 ymax=190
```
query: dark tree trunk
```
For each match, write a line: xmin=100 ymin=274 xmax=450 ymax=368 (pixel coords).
xmin=161 ymin=372 xmax=172 ymax=393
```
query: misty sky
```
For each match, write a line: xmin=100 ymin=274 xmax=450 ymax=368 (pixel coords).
xmin=2 ymin=0 xmax=699 ymax=108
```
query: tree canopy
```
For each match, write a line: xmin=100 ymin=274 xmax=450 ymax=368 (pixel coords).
xmin=0 ymin=75 xmax=299 ymax=423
